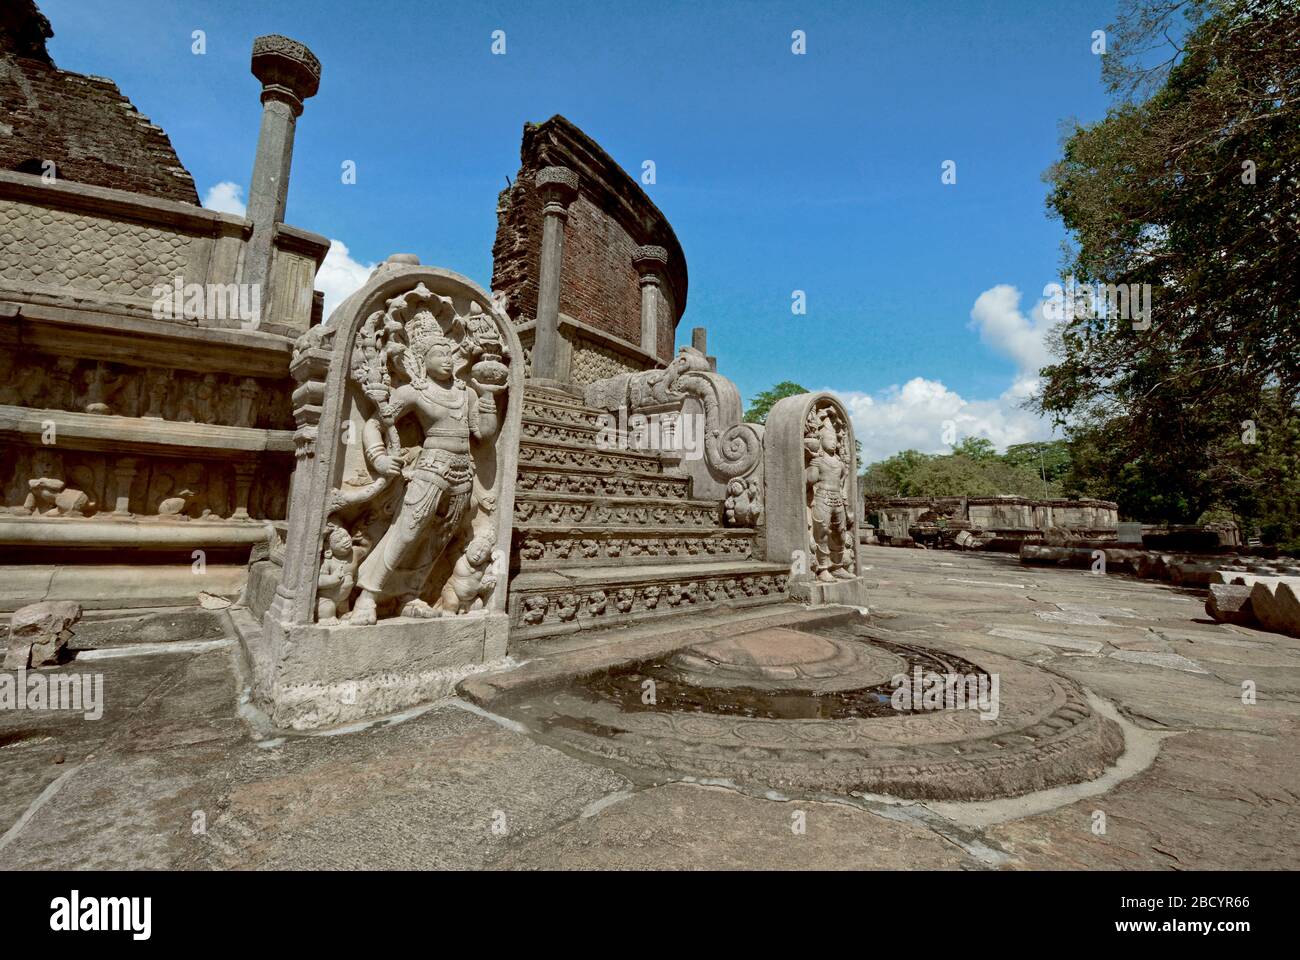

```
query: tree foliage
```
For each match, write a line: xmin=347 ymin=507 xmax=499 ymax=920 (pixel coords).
xmin=743 ymin=381 xmax=809 ymax=424
xmin=1038 ymin=0 xmax=1300 ymax=542
xmin=860 ymin=440 xmax=1070 ymax=501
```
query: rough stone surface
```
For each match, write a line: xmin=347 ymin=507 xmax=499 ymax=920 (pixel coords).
xmin=3 ymin=547 xmax=1299 ymax=869
xmin=4 ymin=598 xmax=80 ymax=667
xmin=1206 ymin=583 xmax=1254 ymax=625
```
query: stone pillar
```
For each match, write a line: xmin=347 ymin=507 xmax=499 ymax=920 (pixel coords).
xmin=692 ymin=325 xmax=716 ymax=370
xmin=532 ymin=166 xmax=578 ymax=382
xmin=633 ymin=245 xmax=669 ymax=357
xmin=243 ymin=35 xmax=321 ymax=308
xmin=232 ymin=462 xmax=258 ymax=521
xmin=110 ymin=458 xmax=136 ymax=516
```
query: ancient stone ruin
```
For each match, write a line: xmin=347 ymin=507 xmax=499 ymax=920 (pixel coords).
xmin=871 ymin=495 xmax=1120 ymax=550
xmin=1 ymin=9 xmax=326 ymax=609
xmin=0 ymin=7 xmax=1129 ymax=803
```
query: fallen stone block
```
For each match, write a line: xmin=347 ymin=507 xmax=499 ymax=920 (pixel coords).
xmin=1101 ymin=548 xmax=1145 ymax=573
xmin=1212 ymin=571 xmax=1300 ymax=589
xmin=1168 ymin=561 xmax=1220 ymax=587
xmin=1133 ymin=553 xmax=1174 ymax=580
xmin=1249 ymin=580 xmax=1300 ymax=638
xmin=1206 ymin=584 xmax=1254 ymax=626
xmin=4 ymin=600 xmax=82 ymax=668
xmin=1019 ymin=545 xmax=1094 ymax=568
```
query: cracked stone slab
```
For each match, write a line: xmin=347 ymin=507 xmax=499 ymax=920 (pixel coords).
xmin=1109 ymin=650 xmax=1208 ymax=674
xmin=491 ymin=781 xmax=978 ymax=870
xmin=988 ymin=627 xmax=1105 ymax=654
xmin=985 ymin=728 xmax=1300 ymax=869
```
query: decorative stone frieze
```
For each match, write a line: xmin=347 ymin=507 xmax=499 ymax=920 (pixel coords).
xmin=515 ymin=527 xmax=755 ymax=568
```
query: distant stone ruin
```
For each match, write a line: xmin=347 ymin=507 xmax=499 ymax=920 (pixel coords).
xmin=870 ymin=495 xmax=1119 ymax=550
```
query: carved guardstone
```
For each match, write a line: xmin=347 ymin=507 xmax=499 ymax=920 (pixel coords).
xmin=763 ymin=391 xmax=869 ymax=607
xmin=245 ymin=260 xmax=524 ymax=729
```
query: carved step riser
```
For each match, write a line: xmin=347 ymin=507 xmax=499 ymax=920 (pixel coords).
xmin=516 ymin=530 xmax=755 ymax=567
xmin=514 ymin=498 xmax=721 ymax=527
xmin=521 ymin=402 xmax=608 ymax=431
xmin=519 ymin=442 xmax=662 ymax=473
xmin=510 ymin=573 xmax=790 ymax=639
xmin=520 ymin=419 xmax=605 ymax=445
xmin=517 ymin=469 xmax=689 ymax=500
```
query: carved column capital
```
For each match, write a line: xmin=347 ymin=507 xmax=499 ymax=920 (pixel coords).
xmin=633 ymin=245 xmax=669 ymax=354
xmin=535 ymin=166 xmax=579 ymax=217
xmin=251 ymin=34 xmax=321 ymax=116
xmin=633 ymin=244 xmax=669 ymax=275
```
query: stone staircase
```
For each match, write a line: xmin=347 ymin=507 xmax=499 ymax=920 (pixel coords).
xmin=508 ymin=384 xmax=790 ymax=643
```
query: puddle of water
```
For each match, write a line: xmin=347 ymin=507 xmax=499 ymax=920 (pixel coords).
xmin=568 ymin=638 xmax=988 ymax=722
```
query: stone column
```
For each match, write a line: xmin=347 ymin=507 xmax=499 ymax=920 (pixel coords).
xmin=691 ymin=325 xmax=716 ymax=370
xmin=633 ymin=245 xmax=669 ymax=357
xmin=532 ymin=166 xmax=578 ymax=382
xmin=110 ymin=458 xmax=136 ymax=516
xmin=243 ymin=35 xmax=321 ymax=308
xmin=232 ymin=462 xmax=258 ymax=520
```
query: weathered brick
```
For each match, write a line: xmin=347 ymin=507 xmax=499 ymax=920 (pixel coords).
xmin=491 ymin=115 xmax=687 ymax=364
xmin=0 ymin=0 xmax=199 ymax=205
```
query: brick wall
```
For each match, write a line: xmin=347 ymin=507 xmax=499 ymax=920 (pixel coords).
xmin=0 ymin=1 xmax=199 ymax=205
xmin=558 ymin=194 xmax=643 ymax=346
xmin=491 ymin=115 xmax=688 ymax=366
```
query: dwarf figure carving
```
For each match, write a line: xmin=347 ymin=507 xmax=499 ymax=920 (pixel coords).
xmin=435 ymin=534 xmax=498 ymax=615
xmin=316 ymin=525 xmax=356 ymax=623
xmin=724 ymin=476 xmax=762 ymax=527
xmin=18 ymin=453 xmax=93 ymax=516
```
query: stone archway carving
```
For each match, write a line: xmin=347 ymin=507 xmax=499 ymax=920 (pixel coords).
xmin=763 ymin=391 xmax=865 ymax=603
xmin=252 ymin=260 xmax=524 ymax=729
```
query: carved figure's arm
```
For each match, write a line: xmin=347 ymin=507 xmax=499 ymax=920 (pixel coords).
xmin=469 ymin=389 xmax=498 ymax=441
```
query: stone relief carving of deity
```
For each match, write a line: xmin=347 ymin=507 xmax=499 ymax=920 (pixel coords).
xmin=319 ymin=283 xmax=510 ymax=625
xmin=803 ymin=402 xmax=856 ymax=583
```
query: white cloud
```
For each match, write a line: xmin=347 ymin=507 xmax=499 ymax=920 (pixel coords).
xmin=201 ymin=181 xmax=246 ymax=216
xmin=201 ymin=181 xmax=375 ymax=323
xmin=315 ymin=240 xmax=376 ymax=322
xmin=827 ymin=284 xmax=1057 ymax=463
xmin=968 ymin=283 xmax=1054 ymax=395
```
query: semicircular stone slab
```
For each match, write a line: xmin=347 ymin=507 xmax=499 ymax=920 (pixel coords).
xmin=667 ymin=627 xmax=907 ymax=694
xmin=511 ymin=639 xmax=1124 ymax=802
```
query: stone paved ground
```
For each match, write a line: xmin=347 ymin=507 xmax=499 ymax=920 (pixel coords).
xmin=2 ymin=544 xmax=1298 ymax=870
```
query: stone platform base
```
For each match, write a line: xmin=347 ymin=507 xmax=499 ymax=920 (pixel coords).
xmin=238 ymin=609 xmax=510 ymax=730
xmin=789 ymin=574 xmax=872 ymax=607
xmin=0 ymin=562 xmax=247 ymax=612
xmin=467 ymin=616 xmax=1125 ymax=802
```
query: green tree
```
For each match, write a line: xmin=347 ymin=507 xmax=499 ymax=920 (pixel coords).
xmin=743 ymin=381 xmax=808 ymax=424
xmin=1003 ymin=440 xmax=1072 ymax=485
xmin=860 ymin=445 xmax=1063 ymax=501
xmin=1037 ymin=0 xmax=1300 ymax=542
xmin=951 ymin=437 xmax=997 ymax=462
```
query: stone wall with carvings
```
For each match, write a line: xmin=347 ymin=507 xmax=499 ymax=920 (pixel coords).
xmin=0 ymin=348 xmax=292 ymax=428
xmin=1 ymin=444 xmax=288 ymax=521
xmin=0 ymin=198 xmax=193 ymax=300
xmin=569 ymin=336 xmax=643 ymax=386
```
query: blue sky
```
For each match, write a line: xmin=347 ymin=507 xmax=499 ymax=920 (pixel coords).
xmin=41 ymin=0 xmax=1121 ymax=459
